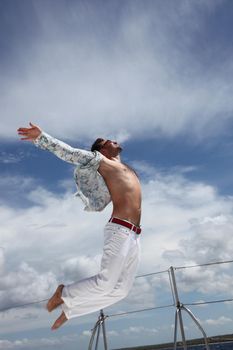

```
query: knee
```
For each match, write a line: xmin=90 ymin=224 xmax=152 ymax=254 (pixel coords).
xmin=96 ymin=275 xmax=117 ymax=294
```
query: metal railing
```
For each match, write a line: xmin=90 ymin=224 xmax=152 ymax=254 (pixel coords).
xmin=1 ymin=259 xmax=233 ymax=350
xmin=88 ymin=259 xmax=233 ymax=350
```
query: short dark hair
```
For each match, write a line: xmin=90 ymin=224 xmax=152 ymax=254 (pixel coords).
xmin=91 ymin=138 xmax=104 ymax=152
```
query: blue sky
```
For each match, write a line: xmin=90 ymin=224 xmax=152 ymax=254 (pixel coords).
xmin=1 ymin=0 xmax=233 ymax=349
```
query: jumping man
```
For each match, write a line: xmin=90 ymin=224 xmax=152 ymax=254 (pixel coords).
xmin=17 ymin=122 xmax=142 ymax=330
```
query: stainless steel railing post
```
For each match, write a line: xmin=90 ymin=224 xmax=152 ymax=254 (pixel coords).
xmin=88 ymin=309 xmax=108 ymax=350
xmin=169 ymin=266 xmax=187 ymax=350
xmin=169 ymin=266 xmax=210 ymax=350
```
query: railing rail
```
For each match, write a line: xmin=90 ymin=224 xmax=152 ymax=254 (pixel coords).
xmin=1 ymin=258 xmax=233 ymax=349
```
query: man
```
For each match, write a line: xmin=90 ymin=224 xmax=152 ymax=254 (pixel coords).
xmin=17 ymin=122 xmax=142 ymax=330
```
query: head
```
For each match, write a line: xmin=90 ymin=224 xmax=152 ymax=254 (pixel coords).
xmin=91 ymin=138 xmax=122 ymax=159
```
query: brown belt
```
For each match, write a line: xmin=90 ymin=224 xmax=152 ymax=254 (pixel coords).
xmin=109 ymin=217 xmax=141 ymax=235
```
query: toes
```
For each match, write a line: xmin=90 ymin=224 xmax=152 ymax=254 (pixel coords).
xmin=51 ymin=312 xmax=67 ymax=331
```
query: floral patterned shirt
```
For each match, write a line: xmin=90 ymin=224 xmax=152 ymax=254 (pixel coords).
xmin=33 ymin=131 xmax=111 ymax=212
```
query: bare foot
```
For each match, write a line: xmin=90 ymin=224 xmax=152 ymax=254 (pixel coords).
xmin=51 ymin=311 xmax=68 ymax=331
xmin=47 ymin=284 xmax=64 ymax=312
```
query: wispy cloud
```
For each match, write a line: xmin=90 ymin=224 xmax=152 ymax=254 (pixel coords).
xmin=204 ymin=315 xmax=232 ymax=326
xmin=123 ymin=325 xmax=158 ymax=335
xmin=1 ymin=1 xmax=233 ymax=345
xmin=1 ymin=164 xmax=233 ymax=332
xmin=1 ymin=0 xmax=233 ymax=142
xmin=0 ymin=151 xmax=23 ymax=164
xmin=0 ymin=333 xmax=79 ymax=349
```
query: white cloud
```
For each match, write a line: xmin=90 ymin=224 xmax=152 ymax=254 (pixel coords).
xmin=0 ymin=258 xmax=57 ymax=311
xmin=204 ymin=315 xmax=232 ymax=326
xmin=81 ymin=330 xmax=92 ymax=337
xmin=0 ymin=151 xmax=23 ymax=164
xmin=140 ymin=170 xmax=233 ymax=273
xmin=117 ymin=276 xmax=156 ymax=311
xmin=1 ymin=1 xmax=233 ymax=345
xmin=0 ymin=334 xmax=79 ymax=349
xmin=1 ymin=163 xmax=233 ymax=332
xmin=123 ymin=325 xmax=158 ymax=336
xmin=2 ymin=1 xmax=233 ymax=143
xmin=107 ymin=330 xmax=119 ymax=336
xmin=0 ymin=175 xmax=112 ymax=319
xmin=0 ymin=248 xmax=5 ymax=275
xmin=60 ymin=254 xmax=101 ymax=282
xmin=172 ymin=215 xmax=233 ymax=295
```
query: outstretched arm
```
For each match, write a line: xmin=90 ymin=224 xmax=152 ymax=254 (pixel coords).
xmin=17 ymin=123 xmax=99 ymax=165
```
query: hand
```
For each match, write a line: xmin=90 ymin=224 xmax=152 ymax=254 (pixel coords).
xmin=17 ymin=122 xmax=42 ymax=141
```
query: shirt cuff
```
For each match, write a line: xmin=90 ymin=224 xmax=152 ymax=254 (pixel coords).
xmin=33 ymin=131 xmax=43 ymax=143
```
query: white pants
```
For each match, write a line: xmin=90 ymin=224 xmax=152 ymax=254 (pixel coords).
xmin=61 ymin=221 xmax=141 ymax=319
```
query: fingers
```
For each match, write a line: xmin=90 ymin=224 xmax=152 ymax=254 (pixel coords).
xmin=17 ymin=129 xmax=33 ymax=141
xmin=20 ymin=138 xmax=33 ymax=141
xmin=17 ymin=127 xmax=36 ymax=135
xmin=17 ymin=128 xmax=29 ymax=132
xmin=17 ymin=122 xmax=37 ymax=132
xmin=17 ymin=130 xmax=29 ymax=134
xmin=29 ymin=122 xmax=36 ymax=128
xmin=17 ymin=128 xmax=34 ymax=134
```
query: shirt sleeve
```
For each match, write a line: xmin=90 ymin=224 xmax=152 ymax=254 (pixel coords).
xmin=33 ymin=131 xmax=97 ymax=165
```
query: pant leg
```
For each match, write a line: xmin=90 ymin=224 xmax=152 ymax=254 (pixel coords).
xmin=61 ymin=223 xmax=141 ymax=319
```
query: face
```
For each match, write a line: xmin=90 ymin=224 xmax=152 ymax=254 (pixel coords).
xmin=99 ymin=139 xmax=122 ymax=156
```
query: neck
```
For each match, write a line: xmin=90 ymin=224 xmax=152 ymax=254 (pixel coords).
xmin=100 ymin=150 xmax=121 ymax=161
xmin=109 ymin=155 xmax=121 ymax=162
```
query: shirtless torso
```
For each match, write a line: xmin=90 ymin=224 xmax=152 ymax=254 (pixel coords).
xmin=99 ymin=159 xmax=141 ymax=226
